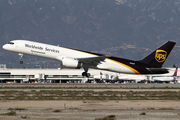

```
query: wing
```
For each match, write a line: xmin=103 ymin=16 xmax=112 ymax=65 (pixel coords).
xmin=77 ymin=56 xmax=107 ymax=66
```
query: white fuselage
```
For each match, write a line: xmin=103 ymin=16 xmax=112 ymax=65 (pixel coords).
xmin=118 ymin=73 xmax=147 ymax=82
xmin=3 ymin=40 xmax=136 ymax=74
xmin=152 ymin=76 xmax=175 ymax=81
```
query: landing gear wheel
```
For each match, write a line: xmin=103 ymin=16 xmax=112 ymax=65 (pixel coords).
xmin=82 ymin=72 xmax=91 ymax=77
xmin=82 ymin=72 xmax=87 ymax=76
xmin=20 ymin=61 xmax=23 ymax=64
xmin=18 ymin=53 xmax=24 ymax=64
xmin=86 ymin=73 xmax=91 ymax=77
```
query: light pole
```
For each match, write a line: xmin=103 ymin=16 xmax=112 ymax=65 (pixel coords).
xmin=43 ymin=61 xmax=45 ymax=69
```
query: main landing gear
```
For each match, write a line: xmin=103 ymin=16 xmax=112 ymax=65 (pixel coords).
xmin=82 ymin=65 xmax=91 ymax=77
xmin=82 ymin=72 xmax=91 ymax=77
xmin=18 ymin=53 xmax=23 ymax=64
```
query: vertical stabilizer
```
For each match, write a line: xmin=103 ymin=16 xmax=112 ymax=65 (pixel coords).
xmin=140 ymin=41 xmax=176 ymax=68
xmin=173 ymin=67 xmax=178 ymax=77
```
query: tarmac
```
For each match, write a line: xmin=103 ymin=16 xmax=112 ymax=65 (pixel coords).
xmin=1 ymin=83 xmax=180 ymax=88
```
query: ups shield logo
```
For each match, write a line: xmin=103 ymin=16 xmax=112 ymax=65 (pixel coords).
xmin=155 ymin=50 xmax=167 ymax=62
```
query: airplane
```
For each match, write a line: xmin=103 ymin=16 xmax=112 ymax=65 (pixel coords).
xmin=117 ymin=73 xmax=147 ymax=83
xmin=2 ymin=40 xmax=176 ymax=77
xmin=152 ymin=67 xmax=178 ymax=82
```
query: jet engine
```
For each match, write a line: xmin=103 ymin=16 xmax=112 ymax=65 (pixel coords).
xmin=62 ymin=57 xmax=82 ymax=69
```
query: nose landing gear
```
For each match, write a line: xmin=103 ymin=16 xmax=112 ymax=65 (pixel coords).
xmin=18 ymin=53 xmax=23 ymax=64
xmin=20 ymin=61 xmax=23 ymax=64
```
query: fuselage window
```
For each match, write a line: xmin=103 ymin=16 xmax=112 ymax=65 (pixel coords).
xmin=8 ymin=42 xmax=14 ymax=45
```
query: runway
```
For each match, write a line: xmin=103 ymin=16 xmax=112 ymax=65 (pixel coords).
xmin=0 ymin=89 xmax=179 ymax=92
xmin=1 ymin=83 xmax=180 ymax=88
xmin=0 ymin=83 xmax=180 ymax=92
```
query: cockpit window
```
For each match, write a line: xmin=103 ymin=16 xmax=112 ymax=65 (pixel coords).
xmin=8 ymin=42 xmax=14 ymax=45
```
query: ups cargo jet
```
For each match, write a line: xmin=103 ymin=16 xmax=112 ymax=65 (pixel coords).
xmin=2 ymin=40 xmax=176 ymax=77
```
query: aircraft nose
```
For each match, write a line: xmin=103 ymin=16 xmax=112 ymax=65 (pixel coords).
xmin=2 ymin=44 xmax=8 ymax=50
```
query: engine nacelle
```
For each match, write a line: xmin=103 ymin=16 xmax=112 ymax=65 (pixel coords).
xmin=62 ymin=57 xmax=82 ymax=69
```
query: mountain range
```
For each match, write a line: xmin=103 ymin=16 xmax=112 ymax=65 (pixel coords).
xmin=0 ymin=0 xmax=180 ymax=68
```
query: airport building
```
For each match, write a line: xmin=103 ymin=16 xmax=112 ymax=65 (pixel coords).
xmin=0 ymin=64 xmax=179 ymax=83
xmin=0 ymin=66 xmax=118 ymax=83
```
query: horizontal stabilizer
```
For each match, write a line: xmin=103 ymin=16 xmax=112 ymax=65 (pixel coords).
xmin=147 ymin=68 xmax=169 ymax=74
